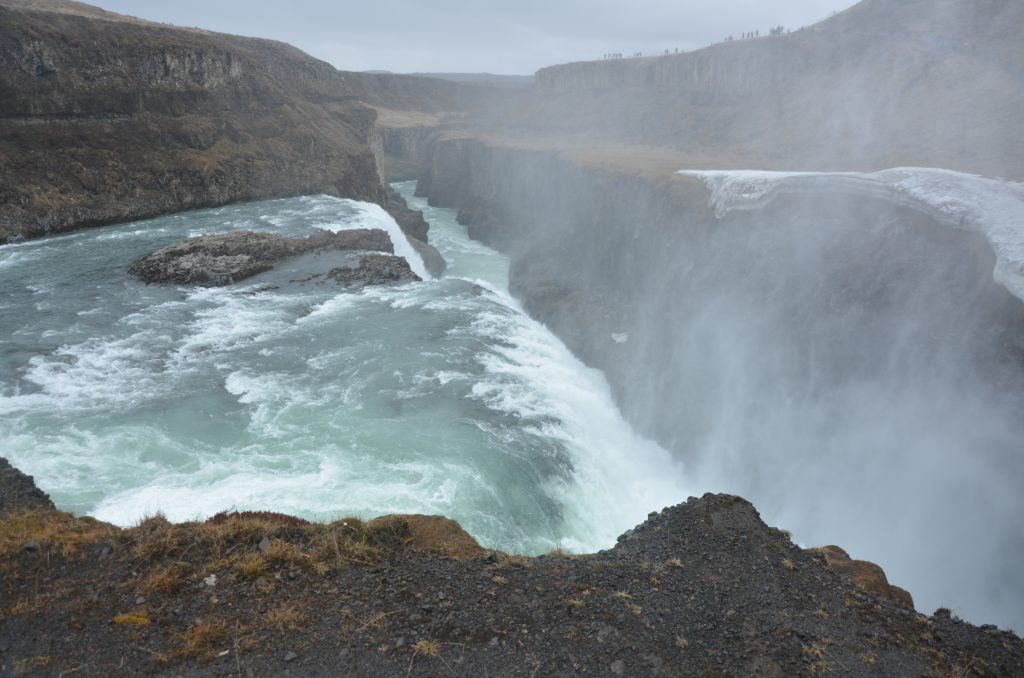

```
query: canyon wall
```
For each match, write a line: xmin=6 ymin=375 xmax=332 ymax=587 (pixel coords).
xmin=411 ymin=132 xmax=1024 ymax=628
xmin=491 ymin=0 xmax=1024 ymax=180
xmin=0 ymin=0 xmax=485 ymax=245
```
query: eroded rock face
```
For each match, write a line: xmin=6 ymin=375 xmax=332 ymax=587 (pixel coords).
xmin=813 ymin=545 xmax=914 ymax=607
xmin=0 ymin=457 xmax=55 ymax=515
xmin=128 ymin=228 xmax=393 ymax=286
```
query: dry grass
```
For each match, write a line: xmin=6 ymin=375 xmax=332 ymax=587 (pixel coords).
xmin=178 ymin=619 xmax=229 ymax=658
xmin=356 ymin=610 xmax=400 ymax=634
xmin=263 ymin=602 xmax=309 ymax=632
xmin=412 ymin=640 xmax=439 ymax=657
xmin=366 ymin=514 xmax=486 ymax=560
xmin=129 ymin=514 xmax=186 ymax=560
xmin=138 ymin=563 xmax=190 ymax=594
xmin=666 ymin=558 xmax=684 ymax=569
xmin=233 ymin=553 xmax=267 ymax=580
xmin=407 ymin=639 xmax=444 ymax=676
xmin=121 ymin=513 xmax=386 ymax=589
xmin=113 ymin=611 xmax=150 ymax=627
xmin=310 ymin=518 xmax=383 ymax=568
xmin=929 ymin=657 xmax=983 ymax=678
xmin=0 ymin=510 xmax=117 ymax=558
xmin=494 ymin=555 xmax=532 ymax=570
xmin=263 ymin=539 xmax=304 ymax=567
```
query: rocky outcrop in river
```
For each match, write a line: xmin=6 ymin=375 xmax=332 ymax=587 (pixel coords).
xmin=128 ymin=228 xmax=408 ymax=286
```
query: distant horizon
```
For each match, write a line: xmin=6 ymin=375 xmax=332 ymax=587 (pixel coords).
xmin=89 ymin=0 xmax=856 ymax=75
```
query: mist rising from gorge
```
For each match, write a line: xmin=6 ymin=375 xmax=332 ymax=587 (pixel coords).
xmin=434 ymin=0 xmax=1024 ymax=629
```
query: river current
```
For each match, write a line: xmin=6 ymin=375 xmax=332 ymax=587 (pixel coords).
xmin=0 ymin=182 xmax=692 ymax=554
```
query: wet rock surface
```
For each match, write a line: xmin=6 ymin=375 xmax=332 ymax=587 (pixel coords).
xmin=1 ymin=466 xmax=1021 ymax=677
xmin=128 ymin=228 xmax=394 ymax=286
xmin=322 ymin=253 xmax=421 ymax=287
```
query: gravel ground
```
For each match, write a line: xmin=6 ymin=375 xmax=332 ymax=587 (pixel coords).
xmin=1 ymin=466 xmax=1022 ymax=676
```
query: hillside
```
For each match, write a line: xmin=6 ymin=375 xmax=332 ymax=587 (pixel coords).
xmin=0 ymin=0 xmax=482 ymax=244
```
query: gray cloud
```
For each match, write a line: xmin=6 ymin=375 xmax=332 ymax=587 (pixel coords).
xmin=92 ymin=0 xmax=856 ymax=74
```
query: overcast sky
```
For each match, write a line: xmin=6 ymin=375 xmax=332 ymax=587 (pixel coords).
xmin=91 ymin=0 xmax=857 ymax=75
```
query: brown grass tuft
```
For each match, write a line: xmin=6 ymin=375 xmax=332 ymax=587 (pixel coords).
xmin=178 ymin=619 xmax=229 ymax=658
xmin=113 ymin=611 xmax=150 ymax=627
xmin=138 ymin=563 xmax=190 ymax=594
xmin=264 ymin=602 xmax=309 ymax=632
xmin=206 ymin=511 xmax=310 ymax=527
xmin=0 ymin=510 xmax=117 ymax=558
xmin=129 ymin=514 xmax=188 ymax=560
xmin=233 ymin=553 xmax=266 ymax=580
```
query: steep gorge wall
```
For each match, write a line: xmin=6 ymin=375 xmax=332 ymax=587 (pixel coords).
xmin=413 ymin=133 xmax=1024 ymax=627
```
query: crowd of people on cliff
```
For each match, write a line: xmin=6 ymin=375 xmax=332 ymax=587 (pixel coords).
xmin=727 ymin=25 xmax=791 ymax=42
xmin=602 ymin=25 xmax=796 ymax=60
xmin=603 ymin=48 xmax=681 ymax=60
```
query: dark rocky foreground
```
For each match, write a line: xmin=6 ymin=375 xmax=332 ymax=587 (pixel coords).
xmin=1 ymin=462 xmax=1021 ymax=677
xmin=127 ymin=228 xmax=417 ymax=287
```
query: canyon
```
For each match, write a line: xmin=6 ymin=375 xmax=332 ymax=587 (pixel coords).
xmin=2 ymin=0 xmax=1024 ymax=673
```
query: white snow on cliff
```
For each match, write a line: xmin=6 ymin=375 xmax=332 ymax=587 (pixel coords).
xmin=678 ymin=168 xmax=1024 ymax=303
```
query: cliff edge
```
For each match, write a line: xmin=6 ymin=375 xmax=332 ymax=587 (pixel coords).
xmin=1 ymin=458 xmax=1021 ymax=676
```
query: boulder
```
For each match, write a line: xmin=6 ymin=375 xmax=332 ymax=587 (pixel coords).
xmin=812 ymin=545 xmax=914 ymax=607
xmin=128 ymin=228 xmax=393 ymax=286
xmin=324 ymin=253 xmax=421 ymax=287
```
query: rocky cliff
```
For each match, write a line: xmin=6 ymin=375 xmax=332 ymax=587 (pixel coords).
xmin=489 ymin=0 xmax=1024 ymax=180
xmin=0 ymin=0 xmax=484 ymax=245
